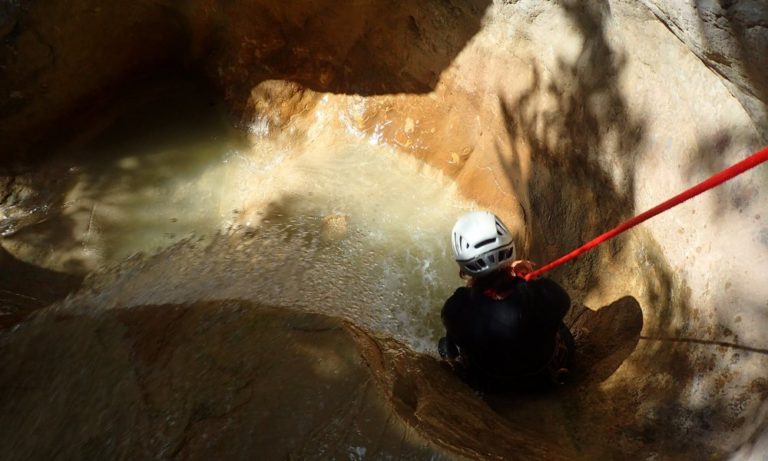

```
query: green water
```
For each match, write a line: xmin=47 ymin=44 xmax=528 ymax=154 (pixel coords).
xmin=4 ymin=78 xmax=476 ymax=351
xmin=2 ymin=79 xmax=246 ymax=272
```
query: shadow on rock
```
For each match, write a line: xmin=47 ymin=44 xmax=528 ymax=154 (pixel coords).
xmin=1 ymin=0 xmax=494 ymax=165
xmin=0 ymin=246 xmax=82 ymax=328
xmin=482 ymin=296 xmax=644 ymax=459
xmin=496 ymin=0 xmax=645 ymax=296
xmin=0 ymin=300 xmax=594 ymax=460
xmin=196 ymin=0 xmax=492 ymax=98
xmin=565 ymin=296 xmax=644 ymax=384
xmin=348 ymin=323 xmax=579 ymax=460
xmin=0 ymin=301 xmax=451 ymax=460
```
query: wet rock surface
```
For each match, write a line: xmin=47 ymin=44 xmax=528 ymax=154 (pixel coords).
xmin=1 ymin=0 xmax=767 ymax=459
xmin=0 ymin=0 xmax=490 ymax=166
xmin=0 ymin=303 xmax=452 ymax=460
xmin=0 ymin=246 xmax=81 ymax=328
xmin=0 ymin=298 xmax=650 ymax=460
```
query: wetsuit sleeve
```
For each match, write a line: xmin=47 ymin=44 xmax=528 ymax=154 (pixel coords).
xmin=440 ymin=287 xmax=467 ymax=359
xmin=527 ymin=277 xmax=570 ymax=328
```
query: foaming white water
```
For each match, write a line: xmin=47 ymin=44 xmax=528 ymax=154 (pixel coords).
xmin=43 ymin=91 xmax=476 ymax=352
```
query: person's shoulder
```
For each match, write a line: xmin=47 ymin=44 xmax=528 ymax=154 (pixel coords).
xmin=442 ymin=286 xmax=469 ymax=315
xmin=527 ymin=277 xmax=565 ymax=291
xmin=452 ymin=286 xmax=470 ymax=297
xmin=525 ymin=277 xmax=571 ymax=311
xmin=446 ymin=286 xmax=470 ymax=305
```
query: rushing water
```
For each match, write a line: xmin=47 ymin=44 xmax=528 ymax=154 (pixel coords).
xmin=5 ymin=79 xmax=476 ymax=351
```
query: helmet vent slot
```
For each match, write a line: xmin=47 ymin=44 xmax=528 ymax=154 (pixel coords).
xmin=476 ymin=259 xmax=487 ymax=269
xmin=474 ymin=238 xmax=496 ymax=249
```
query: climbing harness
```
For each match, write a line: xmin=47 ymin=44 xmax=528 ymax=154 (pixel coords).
xmin=525 ymin=146 xmax=768 ymax=281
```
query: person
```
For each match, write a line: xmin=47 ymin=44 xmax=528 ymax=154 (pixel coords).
xmin=438 ymin=211 xmax=574 ymax=392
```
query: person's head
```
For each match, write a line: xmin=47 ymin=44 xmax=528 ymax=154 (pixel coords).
xmin=451 ymin=211 xmax=516 ymax=280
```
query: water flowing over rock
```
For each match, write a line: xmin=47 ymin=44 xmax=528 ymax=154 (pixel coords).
xmin=1 ymin=0 xmax=767 ymax=459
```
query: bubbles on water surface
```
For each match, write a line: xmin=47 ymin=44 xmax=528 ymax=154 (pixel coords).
xmin=63 ymin=128 xmax=475 ymax=352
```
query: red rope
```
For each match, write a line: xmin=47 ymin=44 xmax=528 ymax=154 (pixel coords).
xmin=524 ymin=146 xmax=768 ymax=281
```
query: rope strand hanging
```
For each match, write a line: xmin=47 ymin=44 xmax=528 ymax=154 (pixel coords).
xmin=524 ymin=146 xmax=768 ymax=281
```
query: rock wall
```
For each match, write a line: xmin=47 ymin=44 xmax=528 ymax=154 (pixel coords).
xmin=203 ymin=0 xmax=768 ymax=456
xmin=1 ymin=0 xmax=767 ymax=459
xmin=639 ymin=0 xmax=768 ymax=142
xmin=0 ymin=302 xmax=450 ymax=460
xmin=0 ymin=301 xmax=584 ymax=460
xmin=0 ymin=0 xmax=489 ymax=168
xmin=247 ymin=1 xmax=767 ymax=454
xmin=0 ymin=0 xmax=186 ymax=169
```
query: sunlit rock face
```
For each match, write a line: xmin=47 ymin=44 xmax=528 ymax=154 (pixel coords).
xmin=1 ymin=0 xmax=767 ymax=459
xmin=638 ymin=0 xmax=768 ymax=142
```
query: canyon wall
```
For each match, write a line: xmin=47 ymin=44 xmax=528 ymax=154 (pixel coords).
xmin=1 ymin=0 xmax=767 ymax=458
xmin=639 ymin=0 xmax=768 ymax=142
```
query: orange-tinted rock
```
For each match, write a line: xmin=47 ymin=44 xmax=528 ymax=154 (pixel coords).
xmin=1 ymin=0 xmax=767 ymax=458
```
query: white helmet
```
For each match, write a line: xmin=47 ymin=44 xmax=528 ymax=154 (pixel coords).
xmin=451 ymin=211 xmax=516 ymax=277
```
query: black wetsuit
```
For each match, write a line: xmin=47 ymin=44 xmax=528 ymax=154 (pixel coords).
xmin=440 ymin=276 xmax=571 ymax=389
